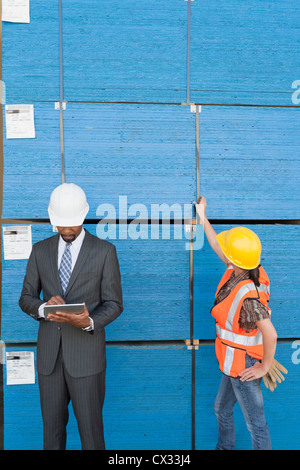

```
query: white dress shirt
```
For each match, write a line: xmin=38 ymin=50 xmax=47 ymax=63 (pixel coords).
xmin=57 ymin=227 xmax=85 ymax=272
xmin=38 ymin=229 xmax=86 ymax=318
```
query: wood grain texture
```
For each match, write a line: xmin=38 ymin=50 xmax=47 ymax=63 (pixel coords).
xmin=2 ymin=103 xmax=196 ymax=219
xmin=3 ymin=344 xmax=192 ymax=450
xmin=63 ymin=103 xmax=196 ymax=216
xmin=3 ymin=343 xmax=299 ymax=450
xmin=3 ymin=103 xmax=300 ymax=220
xmin=2 ymin=0 xmax=60 ymax=102
xmin=190 ymin=0 xmax=300 ymax=105
xmin=103 ymin=344 xmax=192 ymax=450
xmin=62 ymin=0 xmax=187 ymax=103
xmin=2 ymin=103 xmax=61 ymax=219
xmin=198 ymin=106 xmax=300 ymax=219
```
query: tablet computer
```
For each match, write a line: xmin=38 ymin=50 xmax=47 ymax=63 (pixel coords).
xmin=44 ymin=303 xmax=85 ymax=319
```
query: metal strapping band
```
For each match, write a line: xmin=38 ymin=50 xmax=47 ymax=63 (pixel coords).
xmin=195 ymin=105 xmax=200 ymax=205
xmin=59 ymin=0 xmax=65 ymax=184
xmin=189 ymin=224 xmax=196 ymax=451
xmin=186 ymin=0 xmax=191 ymax=104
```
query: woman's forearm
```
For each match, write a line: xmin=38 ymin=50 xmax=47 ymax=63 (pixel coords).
xmin=257 ymin=318 xmax=278 ymax=372
xmin=201 ymin=214 xmax=228 ymax=264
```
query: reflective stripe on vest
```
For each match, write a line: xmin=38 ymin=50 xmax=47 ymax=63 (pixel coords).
xmin=223 ymin=345 xmax=235 ymax=377
xmin=216 ymin=324 xmax=263 ymax=347
xmin=212 ymin=265 xmax=270 ymax=377
xmin=225 ymin=282 xmax=270 ymax=331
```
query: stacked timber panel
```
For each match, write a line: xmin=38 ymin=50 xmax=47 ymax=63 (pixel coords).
xmin=3 ymin=344 xmax=192 ymax=450
xmin=197 ymin=107 xmax=300 ymax=220
xmin=2 ymin=104 xmax=61 ymax=219
xmin=62 ymin=0 xmax=187 ymax=103
xmin=2 ymin=1 xmax=60 ymax=103
xmin=1 ymin=0 xmax=300 ymax=450
xmin=190 ymin=0 xmax=300 ymax=106
xmin=63 ymin=103 xmax=196 ymax=218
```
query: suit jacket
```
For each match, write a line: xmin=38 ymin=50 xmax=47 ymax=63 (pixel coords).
xmin=19 ymin=229 xmax=123 ymax=378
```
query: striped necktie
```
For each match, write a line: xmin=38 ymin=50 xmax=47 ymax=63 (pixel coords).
xmin=59 ymin=243 xmax=72 ymax=294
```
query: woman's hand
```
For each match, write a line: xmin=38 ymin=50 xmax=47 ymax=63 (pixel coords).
xmin=239 ymin=319 xmax=278 ymax=382
xmin=193 ymin=196 xmax=228 ymax=264
xmin=239 ymin=362 xmax=268 ymax=382
xmin=194 ymin=196 xmax=207 ymax=220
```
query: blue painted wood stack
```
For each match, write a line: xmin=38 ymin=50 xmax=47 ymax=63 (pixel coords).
xmin=1 ymin=0 xmax=300 ymax=450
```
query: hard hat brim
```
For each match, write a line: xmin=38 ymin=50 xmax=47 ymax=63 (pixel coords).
xmin=48 ymin=203 xmax=89 ymax=227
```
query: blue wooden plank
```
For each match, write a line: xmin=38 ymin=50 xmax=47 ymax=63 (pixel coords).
xmin=63 ymin=103 xmax=196 ymax=217
xmin=104 ymin=344 xmax=192 ymax=450
xmin=198 ymin=106 xmax=300 ymax=219
xmin=3 ymin=343 xmax=299 ymax=450
xmin=2 ymin=0 xmax=60 ymax=103
xmin=3 ymin=346 xmax=43 ymax=450
xmin=193 ymin=224 xmax=300 ymax=340
xmin=1 ymin=224 xmax=191 ymax=342
xmin=1 ymin=225 xmax=54 ymax=343
xmin=2 ymin=103 xmax=61 ymax=219
xmin=2 ymin=103 xmax=196 ymax=219
xmin=190 ymin=0 xmax=300 ymax=106
xmin=62 ymin=0 xmax=187 ymax=103
xmin=105 ymin=224 xmax=191 ymax=341
xmin=3 ymin=344 xmax=192 ymax=450
xmin=195 ymin=342 xmax=300 ymax=450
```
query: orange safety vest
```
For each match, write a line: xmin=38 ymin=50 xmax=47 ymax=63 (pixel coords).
xmin=211 ymin=265 xmax=271 ymax=378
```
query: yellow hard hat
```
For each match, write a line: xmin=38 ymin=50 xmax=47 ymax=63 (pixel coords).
xmin=216 ymin=227 xmax=261 ymax=270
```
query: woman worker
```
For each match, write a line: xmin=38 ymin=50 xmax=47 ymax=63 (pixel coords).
xmin=194 ymin=196 xmax=278 ymax=450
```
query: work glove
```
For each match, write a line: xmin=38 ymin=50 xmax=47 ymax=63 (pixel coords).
xmin=263 ymin=358 xmax=288 ymax=392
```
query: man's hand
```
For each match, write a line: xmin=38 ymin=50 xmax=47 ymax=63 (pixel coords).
xmin=47 ymin=303 xmax=91 ymax=329
xmin=46 ymin=295 xmax=66 ymax=306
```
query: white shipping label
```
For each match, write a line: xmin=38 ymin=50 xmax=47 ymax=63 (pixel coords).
xmin=6 ymin=351 xmax=35 ymax=385
xmin=2 ymin=0 xmax=30 ymax=23
xmin=5 ymin=104 xmax=35 ymax=139
xmin=3 ymin=225 xmax=32 ymax=260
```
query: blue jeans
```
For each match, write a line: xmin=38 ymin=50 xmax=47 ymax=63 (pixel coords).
xmin=214 ymin=354 xmax=272 ymax=450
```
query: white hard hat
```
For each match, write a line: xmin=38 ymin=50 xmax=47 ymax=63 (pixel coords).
xmin=48 ymin=183 xmax=89 ymax=227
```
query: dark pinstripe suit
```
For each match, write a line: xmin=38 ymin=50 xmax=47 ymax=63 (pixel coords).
xmin=19 ymin=229 xmax=123 ymax=449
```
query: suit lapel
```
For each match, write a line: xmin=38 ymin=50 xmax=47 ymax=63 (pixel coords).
xmin=49 ymin=234 xmax=63 ymax=295
xmin=64 ymin=229 xmax=93 ymax=296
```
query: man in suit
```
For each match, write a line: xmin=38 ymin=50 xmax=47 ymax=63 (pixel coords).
xmin=19 ymin=183 xmax=123 ymax=450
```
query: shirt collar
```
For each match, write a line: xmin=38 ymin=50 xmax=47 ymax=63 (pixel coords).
xmin=230 ymin=268 xmax=250 ymax=285
xmin=215 ymin=268 xmax=250 ymax=305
